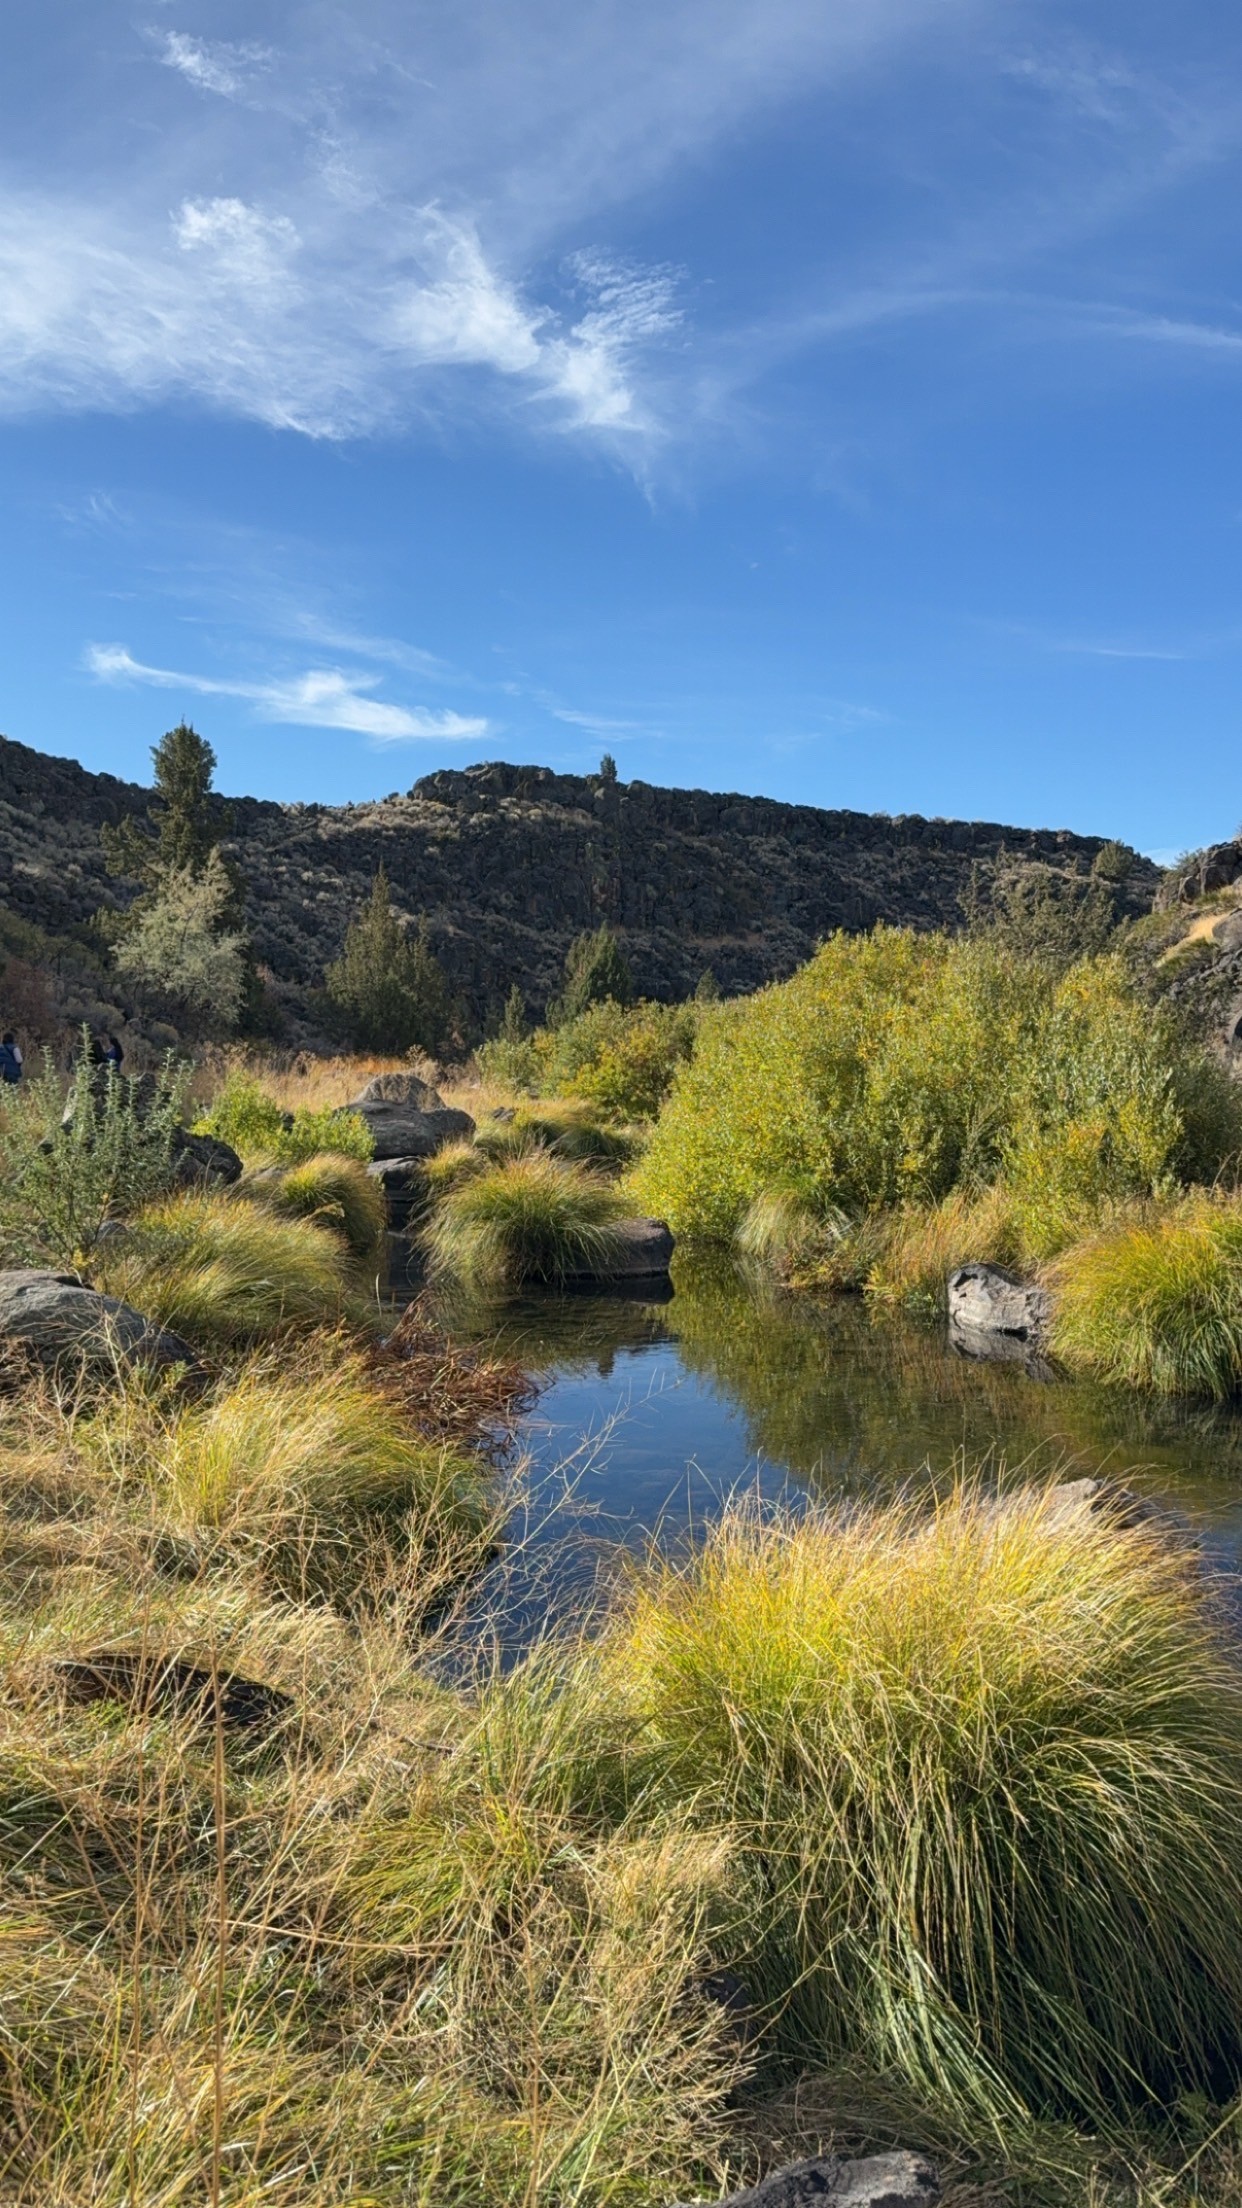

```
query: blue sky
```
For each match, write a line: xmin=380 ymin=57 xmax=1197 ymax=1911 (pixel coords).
xmin=3 ymin=0 xmax=1241 ymax=855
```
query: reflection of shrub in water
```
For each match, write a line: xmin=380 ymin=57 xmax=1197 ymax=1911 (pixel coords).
xmin=666 ymin=1257 xmax=1242 ymax=1500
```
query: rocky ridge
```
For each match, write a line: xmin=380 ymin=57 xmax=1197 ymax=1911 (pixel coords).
xmin=0 ymin=737 xmax=1160 ymax=1034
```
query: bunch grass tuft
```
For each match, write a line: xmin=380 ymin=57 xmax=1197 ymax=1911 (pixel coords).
xmin=422 ymin=1150 xmax=630 ymax=1290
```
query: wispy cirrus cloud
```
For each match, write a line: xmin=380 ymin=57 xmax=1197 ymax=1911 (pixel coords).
xmin=86 ymin=645 xmax=487 ymax=742
xmin=156 ymin=32 xmax=271 ymax=100
xmin=0 ymin=193 xmax=680 ymax=444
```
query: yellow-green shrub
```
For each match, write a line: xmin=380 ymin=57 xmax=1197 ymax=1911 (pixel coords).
xmin=195 ymin=1070 xmax=373 ymax=1164
xmin=632 ymin=931 xmax=1240 ymax=1249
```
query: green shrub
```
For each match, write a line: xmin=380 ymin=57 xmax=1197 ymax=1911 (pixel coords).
xmin=91 ymin=1190 xmax=364 ymax=1348
xmin=195 ymin=1071 xmax=373 ymax=1164
xmin=475 ymin=1027 xmax=553 ymax=1092
xmin=1049 ymin=1194 xmax=1242 ymax=1396
xmin=422 ymin=1151 xmax=630 ymax=1289
xmin=1000 ymin=957 xmax=1189 ymax=1257
xmin=549 ymin=999 xmax=698 ymax=1122
xmin=239 ymin=1153 xmax=386 ymax=1263
xmin=0 ymin=1049 xmax=187 ymax=1265
xmin=613 ymin=1487 xmax=1242 ymax=2124
xmin=282 ymin=1103 xmax=373 ymax=1164
xmin=633 ymin=931 xmax=1236 ymax=1251
xmin=633 ymin=930 xmax=1031 ymax=1240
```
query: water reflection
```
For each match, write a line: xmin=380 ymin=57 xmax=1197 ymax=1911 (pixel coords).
xmin=428 ymin=1255 xmax=1242 ymax=1641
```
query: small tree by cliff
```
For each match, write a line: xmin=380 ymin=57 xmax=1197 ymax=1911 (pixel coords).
xmin=100 ymin=721 xmax=252 ymax=1034
xmin=552 ymin=924 xmax=633 ymax=1025
xmin=112 ymin=852 xmax=247 ymax=1034
xmin=326 ymin=868 xmax=450 ymax=1054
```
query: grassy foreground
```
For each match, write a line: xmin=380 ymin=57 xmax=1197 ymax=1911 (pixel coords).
xmin=7 ymin=1367 xmax=1242 ymax=2204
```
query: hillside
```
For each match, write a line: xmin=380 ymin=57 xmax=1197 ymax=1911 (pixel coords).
xmin=0 ymin=735 xmax=1161 ymax=1035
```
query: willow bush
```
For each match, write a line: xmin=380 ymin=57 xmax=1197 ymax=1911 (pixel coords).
xmin=631 ymin=930 xmax=1242 ymax=1254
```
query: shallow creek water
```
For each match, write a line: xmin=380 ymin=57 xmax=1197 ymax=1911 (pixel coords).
xmin=424 ymin=1256 xmax=1242 ymax=1651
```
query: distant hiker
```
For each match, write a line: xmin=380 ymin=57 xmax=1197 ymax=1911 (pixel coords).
xmin=0 ymin=1032 xmax=22 ymax=1085
xmin=104 ymin=1033 xmax=124 ymax=1070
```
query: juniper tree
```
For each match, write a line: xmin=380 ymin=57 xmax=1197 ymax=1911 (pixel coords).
xmin=552 ymin=923 xmax=633 ymax=1025
xmin=103 ymin=722 xmax=227 ymax=887
xmin=325 ymin=868 xmax=451 ymax=1054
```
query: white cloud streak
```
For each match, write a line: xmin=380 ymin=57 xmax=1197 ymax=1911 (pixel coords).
xmin=86 ymin=645 xmax=487 ymax=741
xmin=0 ymin=193 xmax=678 ymax=442
xmin=157 ymin=33 xmax=270 ymax=100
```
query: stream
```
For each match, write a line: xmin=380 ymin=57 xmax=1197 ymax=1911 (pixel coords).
xmin=423 ymin=1256 xmax=1242 ymax=1654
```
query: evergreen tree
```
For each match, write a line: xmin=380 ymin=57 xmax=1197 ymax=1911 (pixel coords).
xmin=103 ymin=722 xmax=225 ymax=886
xmin=100 ymin=722 xmax=251 ymax=1035
xmin=325 ymin=869 xmax=451 ymax=1054
xmin=498 ymin=982 xmax=527 ymax=1044
xmin=598 ymin=752 xmax=619 ymax=785
xmin=552 ymin=923 xmax=633 ymax=1024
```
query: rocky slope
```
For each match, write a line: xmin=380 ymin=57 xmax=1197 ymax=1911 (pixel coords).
xmin=0 ymin=736 xmax=1160 ymax=1033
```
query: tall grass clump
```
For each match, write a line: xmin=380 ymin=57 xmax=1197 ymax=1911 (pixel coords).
xmin=109 ymin=1352 xmax=494 ymax=1595
xmin=239 ymin=1151 xmax=387 ymax=1263
xmin=612 ymin=1487 xmax=1242 ymax=2127
xmin=91 ymin=1189 xmax=364 ymax=1348
xmin=1049 ymin=1193 xmax=1242 ymax=1397
xmin=474 ymin=1100 xmax=636 ymax=1169
xmin=423 ymin=1151 xmax=630 ymax=1290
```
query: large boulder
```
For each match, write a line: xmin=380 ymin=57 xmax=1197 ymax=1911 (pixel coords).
xmin=564 ymin=1218 xmax=675 ymax=1285
xmin=349 ymin=1071 xmax=445 ymax=1111
xmin=947 ymin=1263 xmax=1051 ymax=1343
xmin=0 ymin=1271 xmax=197 ymax=1374
xmin=667 ymin=2150 xmax=939 ymax=2208
xmin=347 ymin=1099 xmax=475 ymax=1161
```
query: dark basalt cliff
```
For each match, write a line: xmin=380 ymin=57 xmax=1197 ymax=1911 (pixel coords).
xmin=0 ymin=738 xmax=1159 ymax=1029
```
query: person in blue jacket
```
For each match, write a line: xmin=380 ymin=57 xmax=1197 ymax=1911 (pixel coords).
xmin=0 ymin=1032 xmax=23 ymax=1084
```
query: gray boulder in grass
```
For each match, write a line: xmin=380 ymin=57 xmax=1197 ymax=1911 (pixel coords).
xmin=0 ymin=1271 xmax=198 ymax=1374
xmin=667 ymin=2150 xmax=939 ymax=2208
xmin=345 ymin=1098 xmax=475 ymax=1161
xmin=947 ymin=1263 xmax=1051 ymax=1342
xmin=563 ymin=1218 xmax=675 ymax=1283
